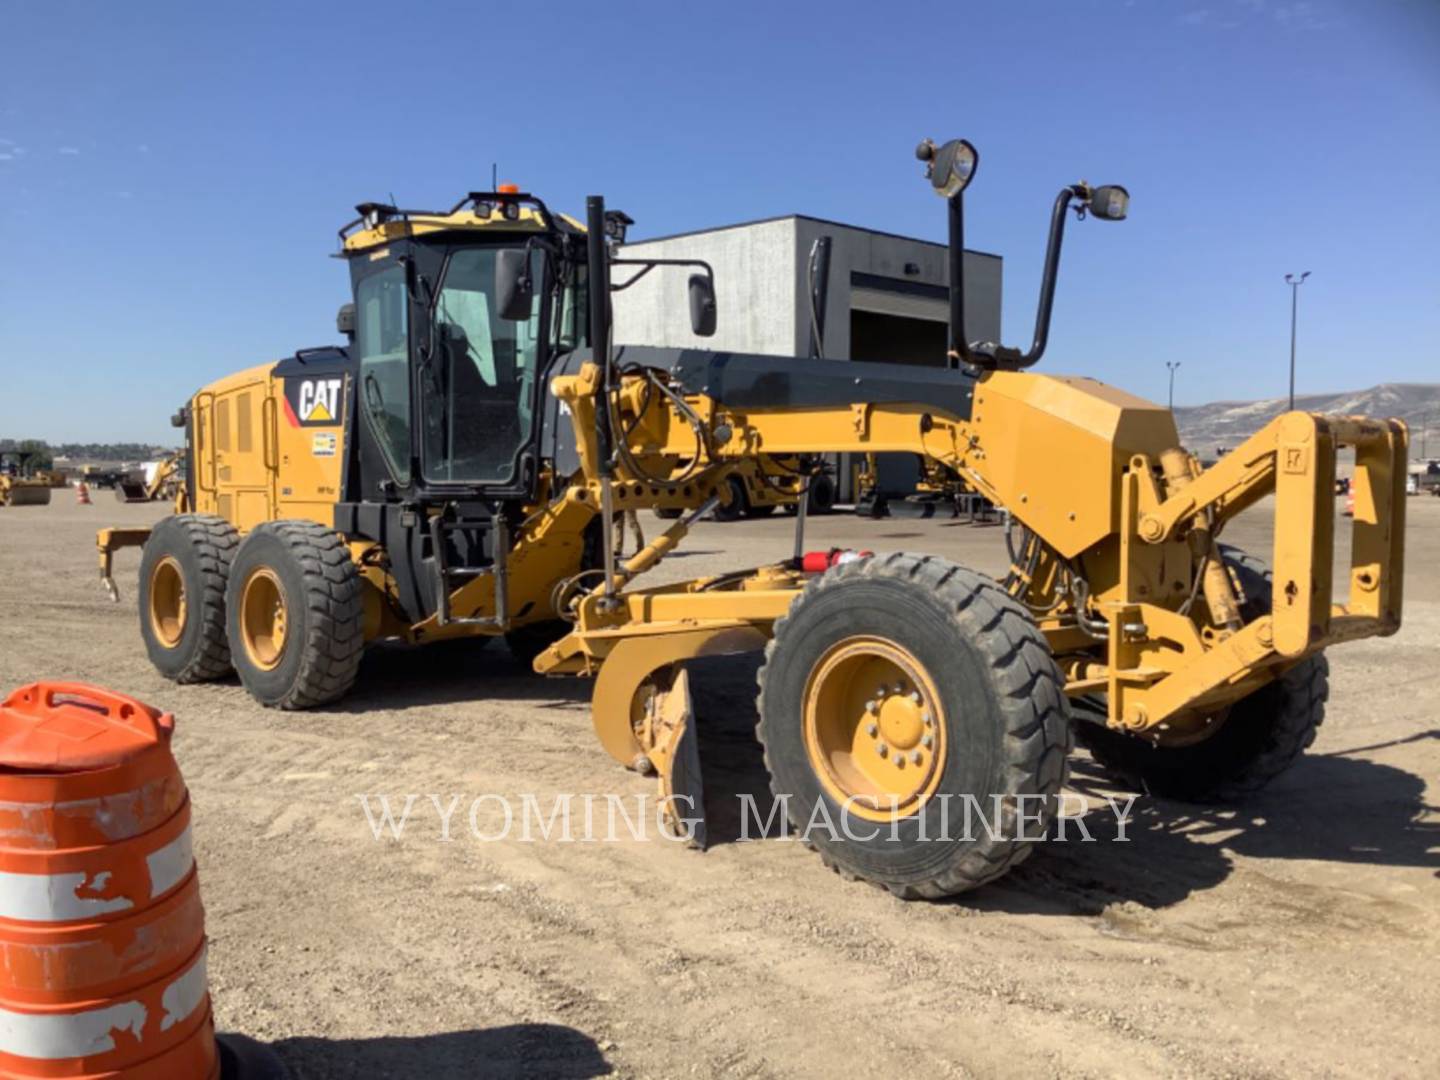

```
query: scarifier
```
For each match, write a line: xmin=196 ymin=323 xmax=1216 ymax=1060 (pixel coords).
xmin=97 ymin=144 xmax=1406 ymax=897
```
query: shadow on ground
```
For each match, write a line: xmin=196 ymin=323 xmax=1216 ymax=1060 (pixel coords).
xmin=690 ymin=654 xmax=1440 ymax=912
xmin=332 ymin=640 xmax=594 ymax=713
xmin=272 ymin=1022 xmax=610 ymax=1079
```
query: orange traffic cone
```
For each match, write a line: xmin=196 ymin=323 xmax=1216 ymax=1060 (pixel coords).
xmin=0 ymin=682 xmax=287 ymax=1079
xmin=75 ymin=481 xmax=91 ymax=505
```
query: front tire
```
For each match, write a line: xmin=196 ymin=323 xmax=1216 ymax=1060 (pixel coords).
xmin=225 ymin=521 xmax=363 ymax=709
xmin=756 ymin=553 xmax=1071 ymax=899
xmin=138 ymin=514 xmax=239 ymax=682
xmin=1075 ymin=547 xmax=1328 ymax=801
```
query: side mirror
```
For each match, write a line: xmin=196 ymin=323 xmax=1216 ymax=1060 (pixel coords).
xmin=919 ymin=137 xmax=978 ymax=199
xmin=496 ymin=249 xmax=534 ymax=321
xmin=336 ymin=302 xmax=355 ymax=339
xmin=688 ymin=274 xmax=717 ymax=337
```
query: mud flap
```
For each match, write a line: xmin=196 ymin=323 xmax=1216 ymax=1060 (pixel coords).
xmin=644 ymin=666 xmax=707 ymax=850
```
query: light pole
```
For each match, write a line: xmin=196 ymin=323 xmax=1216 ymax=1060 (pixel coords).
xmin=1285 ymin=271 xmax=1310 ymax=410
xmin=1166 ymin=360 xmax=1181 ymax=410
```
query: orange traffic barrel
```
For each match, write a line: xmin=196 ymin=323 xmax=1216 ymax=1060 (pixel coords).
xmin=74 ymin=482 xmax=91 ymax=506
xmin=0 ymin=683 xmax=284 ymax=1079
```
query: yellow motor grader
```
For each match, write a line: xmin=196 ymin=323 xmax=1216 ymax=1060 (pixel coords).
xmin=98 ymin=145 xmax=1405 ymax=897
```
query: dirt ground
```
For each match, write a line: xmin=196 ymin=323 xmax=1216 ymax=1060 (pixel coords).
xmin=0 ymin=493 xmax=1435 ymax=1079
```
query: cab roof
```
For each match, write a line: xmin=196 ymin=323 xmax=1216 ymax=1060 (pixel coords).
xmin=339 ymin=191 xmax=584 ymax=255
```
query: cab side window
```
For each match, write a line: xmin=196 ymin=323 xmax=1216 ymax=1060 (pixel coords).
xmin=355 ymin=266 xmax=411 ymax=485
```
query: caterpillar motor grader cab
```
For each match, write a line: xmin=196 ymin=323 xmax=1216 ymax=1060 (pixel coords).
xmin=0 ymin=451 xmax=53 ymax=506
xmin=98 ymin=143 xmax=1406 ymax=897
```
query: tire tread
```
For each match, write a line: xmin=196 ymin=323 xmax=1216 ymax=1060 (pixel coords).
xmin=755 ymin=552 xmax=1072 ymax=898
xmin=144 ymin=513 xmax=239 ymax=683
xmin=232 ymin=520 xmax=363 ymax=709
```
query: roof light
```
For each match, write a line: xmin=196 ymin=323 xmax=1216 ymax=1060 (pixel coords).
xmin=497 ymin=182 xmax=520 ymax=194
xmin=355 ymin=202 xmax=395 ymax=230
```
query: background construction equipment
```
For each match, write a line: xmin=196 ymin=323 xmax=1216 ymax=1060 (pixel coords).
xmin=0 ymin=452 xmax=52 ymax=507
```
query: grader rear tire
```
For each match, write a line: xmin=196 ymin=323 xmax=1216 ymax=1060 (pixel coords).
xmin=1075 ymin=547 xmax=1327 ymax=802
xmin=137 ymin=514 xmax=239 ymax=683
xmin=225 ymin=521 xmax=363 ymax=709
xmin=756 ymin=553 xmax=1071 ymax=899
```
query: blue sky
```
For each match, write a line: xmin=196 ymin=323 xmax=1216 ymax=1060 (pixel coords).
xmin=1 ymin=0 xmax=1436 ymax=444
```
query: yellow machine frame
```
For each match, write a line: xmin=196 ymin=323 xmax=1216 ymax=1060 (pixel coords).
xmin=95 ymin=166 xmax=1407 ymax=857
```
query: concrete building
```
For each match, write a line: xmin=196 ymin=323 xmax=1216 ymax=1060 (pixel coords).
xmin=613 ymin=214 xmax=1001 ymax=361
xmin=612 ymin=214 xmax=1003 ymax=498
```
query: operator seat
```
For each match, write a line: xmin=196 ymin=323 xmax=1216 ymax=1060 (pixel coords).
xmin=441 ymin=323 xmax=521 ymax=479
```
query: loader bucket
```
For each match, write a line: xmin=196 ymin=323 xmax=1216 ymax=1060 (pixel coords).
xmin=115 ymin=480 xmax=149 ymax=502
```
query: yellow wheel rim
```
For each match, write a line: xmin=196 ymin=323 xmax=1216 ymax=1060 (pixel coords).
xmin=240 ymin=567 xmax=288 ymax=671
xmin=148 ymin=556 xmax=187 ymax=648
xmin=802 ymin=636 xmax=947 ymax=823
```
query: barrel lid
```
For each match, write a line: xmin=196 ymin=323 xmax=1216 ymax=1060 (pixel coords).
xmin=0 ymin=682 xmax=173 ymax=773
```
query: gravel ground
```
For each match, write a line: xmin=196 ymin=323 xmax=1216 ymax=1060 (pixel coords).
xmin=0 ymin=493 xmax=1435 ymax=1079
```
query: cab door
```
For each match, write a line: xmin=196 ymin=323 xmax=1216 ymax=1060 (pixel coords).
xmin=211 ymin=374 xmax=274 ymax=529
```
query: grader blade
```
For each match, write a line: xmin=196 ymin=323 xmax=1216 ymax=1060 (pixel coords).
xmin=648 ymin=667 xmax=706 ymax=849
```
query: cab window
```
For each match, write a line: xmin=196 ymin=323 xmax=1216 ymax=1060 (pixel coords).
xmin=423 ymin=247 xmax=543 ymax=484
xmin=355 ymin=265 xmax=411 ymax=485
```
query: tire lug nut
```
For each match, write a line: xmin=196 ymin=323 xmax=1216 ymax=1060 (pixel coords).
xmin=909 ymin=690 xmax=921 ymax=703
xmin=911 ymin=750 xmax=923 ymax=765
xmin=922 ymin=712 xmax=934 ymax=727
xmin=876 ymin=743 xmax=889 ymax=757
xmin=921 ymin=734 xmax=933 ymax=748
xmin=865 ymin=699 xmax=878 ymax=714
xmin=866 ymin=723 xmax=878 ymax=738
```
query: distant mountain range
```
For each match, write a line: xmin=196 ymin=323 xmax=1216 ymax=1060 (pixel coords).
xmin=1174 ymin=383 xmax=1440 ymax=457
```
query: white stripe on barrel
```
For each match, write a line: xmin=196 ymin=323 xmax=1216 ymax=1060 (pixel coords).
xmin=0 ymin=824 xmax=195 ymax=922
xmin=0 ymin=948 xmax=207 ymax=1060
